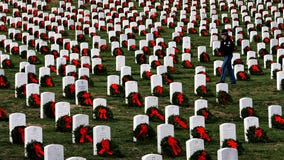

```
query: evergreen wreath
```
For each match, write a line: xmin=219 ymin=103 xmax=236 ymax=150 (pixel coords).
xmin=196 ymin=108 xmax=217 ymax=123
xmin=272 ymin=114 xmax=284 ymax=129
xmin=191 ymin=126 xmax=211 ymax=142
xmin=74 ymin=125 xmax=93 ymax=143
xmin=93 ymin=64 xmax=107 ymax=75
xmin=122 ymin=75 xmax=134 ymax=86
xmin=40 ymin=75 xmax=55 ymax=87
xmin=11 ymin=126 xmax=25 ymax=144
xmin=237 ymin=71 xmax=250 ymax=81
xmin=109 ymin=83 xmax=124 ymax=97
xmin=217 ymin=90 xmax=233 ymax=104
xmin=142 ymin=71 xmax=152 ymax=80
xmin=96 ymin=139 xmax=123 ymax=157
xmin=0 ymin=75 xmax=9 ymax=88
xmin=172 ymin=92 xmax=189 ymax=107
xmin=26 ymin=140 xmax=44 ymax=160
xmin=196 ymin=85 xmax=213 ymax=97
xmin=190 ymin=150 xmax=212 ymax=160
xmin=241 ymin=107 xmax=257 ymax=119
xmin=127 ymin=92 xmax=143 ymax=107
xmin=64 ymin=84 xmax=75 ymax=99
xmin=77 ymin=91 xmax=93 ymax=106
xmin=246 ymin=126 xmax=269 ymax=143
xmin=162 ymin=73 xmax=174 ymax=85
xmin=16 ymin=84 xmax=26 ymax=98
xmin=93 ymin=105 xmax=114 ymax=121
xmin=168 ymin=115 xmax=188 ymax=129
xmin=160 ymin=136 xmax=182 ymax=157
xmin=146 ymin=107 xmax=165 ymax=122
xmin=222 ymin=139 xmax=244 ymax=155
xmin=43 ymin=101 xmax=56 ymax=118
xmin=133 ymin=123 xmax=155 ymax=141
xmin=56 ymin=115 xmax=72 ymax=132
xmin=28 ymin=94 xmax=41 ymax=108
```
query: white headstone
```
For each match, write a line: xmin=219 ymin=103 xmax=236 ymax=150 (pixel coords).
xmin=93 ymin=125 xmax=111 ymax=155
xmin=217 ymin=148 xmax=238 ymax=160
xmin=9 ymin=113 xmax=26 ymax=143
xmin=186 ymin=138 xmax=204 ymax=160
xmin=72 ymin=114 xmax=89 ymax=143
xmin=44 ymin=144 xmax=64 ymax=160
xmin=157 ymin=124 xmax=174 ymax=153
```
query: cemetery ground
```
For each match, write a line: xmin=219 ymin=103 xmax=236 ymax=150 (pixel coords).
xmin=1 ymin=0 xmax=284 ymax=160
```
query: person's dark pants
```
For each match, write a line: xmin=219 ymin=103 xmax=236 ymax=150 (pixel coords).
xmin=220 ymin=55 xmax=236 ymax=83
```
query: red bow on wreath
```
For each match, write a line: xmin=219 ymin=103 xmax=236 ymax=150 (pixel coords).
xmin=196 ymin=126 xmax=211 ymax=142
xmin=0 ymin=76 xmax=7 ymax=87
xmin=149 ymin=108 xmax=165 ymax=121
xmin=33 ymin=143 xmax=44 ymax=158
xmin=32 ymin=94 xmax=41 ymax=106
xmin=28 ymin=73 xmax=38 ymax=83
xmin=18 ymin=127 xmax=25 ymax=143
xmin=201 ymin=109 xmax=209 ymax=120
xmin=238 ymin=72 xmax=246 ymax=80
xmin=173 ymin=116 xmax=188 ymax=128
xmin=274 ymin=115 xmax=284 ymax=124
xmin=99 ymin=107 xmax=107 ymax=120
xmin=226 ymin=139 xmax=237 ymax=149
xmin=49 ymin=65 xmax=57 ymax=73
xmin=63 ymin=116 xmax=72 ymax=129
xmin=176 ymin=93 xmax=184 ymax=105
xmin=98 ymin=139 xmax=113 ymax=155
xmin=154 ymin=86 xmax=163 ymax=95
xmin=167 ymin=136 xmax=181 ymax=156
xmin=131 ymin=93 xmax=142 ymax=107
xmin=136 ymin=124 xmax=148 ymax=138
xmin=45 ymin=76 xmax=54 ymax=87
xmin=255 ymin=128 xmax=263 ymax=137
xmin=79 ymin=126 xmax=93 ymax=143
xmin=251 ymin=65 xmax=260 ymax=72
xmin=198 ymin=151 xmax=207 ymax=160
xmin=82 ymin=92 xmax=93 ymax=106
xmin=111 ymin=84 xmax=120 ymax=94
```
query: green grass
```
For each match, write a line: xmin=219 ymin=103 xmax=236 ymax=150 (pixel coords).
xmin=1 ymin=0 xmax=284 ymax=160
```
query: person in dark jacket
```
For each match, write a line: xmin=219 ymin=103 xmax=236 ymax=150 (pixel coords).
xmin=217 ymin=29 xmax=236 ymax=84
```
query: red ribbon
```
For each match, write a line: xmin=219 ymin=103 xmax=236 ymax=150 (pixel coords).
xmin=274 ymin=115 xmax=284 ymax=124
xmin=200 ymin=85 xmax=207 ymax=94
xmin=72 ymin=59 xmax=81 ymax=67
xmin=246 ymin=107 xmax=254 ymax=116
xmin=184 ymin=60 xmax=192 ymax=68
xmin=136 ymin=124 xmax=148 ymax=138
xmin=98 ymin=139 xmax=113 ymax=155
xmin=173 ymin=116 xmax=188 ymax=128
xmin=28 ymin=73 xmax=38 ymax=83
xmin=196 ymin=126 xmax=211 ymax=142
xmin=131 ymin=93 xmax=142 ymax=107
xmin=99 ymin=107 xmax=107 ymax=120
xmin=251 ymin=65 xmax=260 ymax=72
xmin=198 ymin=151 xmax=207 ymax=160
xmin=149 ymin=108 xmax=164 ymax=121
xmin=79 ymin=126 xmax=93 ymax=143
xmin=164 ymin=74 xmax=173 ymax=84
xmin=49 ymin=65 xmax=57 ymax=73
xmin=32 ymin=143 xmax=44 ymax=158
xmin=0 ymin=76 xmax=7 ymax=87
xmin=83 ymin=64 xmax=91 ymax=69
xmin=176 ymin=93 xmax=184 ymax=105
xmin=254 ymin=128 xmax=263 ymax=137
xmin=68 ymin=84 xmax=75 ymax=95
xmin=201 ymin=52 xmax=209 ymax=62
xmin=45 ymin=76 xmax=54 ymax=87
xmin=82 ymin=92 xmax=93 ymax=106
xmin=167 ymin=136 xmax=181 ymax=156
xmin=18 ymin=127 xmax=25 ymax=143
xmin=50 ymin=102 xmax=56 ymax=116
xmin=63 ymin=116 xmax=72 ymax=129
xmin=226 ymin=139 xmax=237 ymax=149
xmin=0 ymin=107 xmax=8 ymax=119
xmin=154 ymin=86 xmax=163 ymax=95
xmin=144 ymin=71 xmax=152 ymax=78
xmin=201 ymin=109 xmax=209 ymax=120
xmin=238 ymin=71 xmax=246 ymax=80
xmin=32 ymin=94 xmax=41 ymax=107
xmin=111 ymin=84 xmax=120 ymax=94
